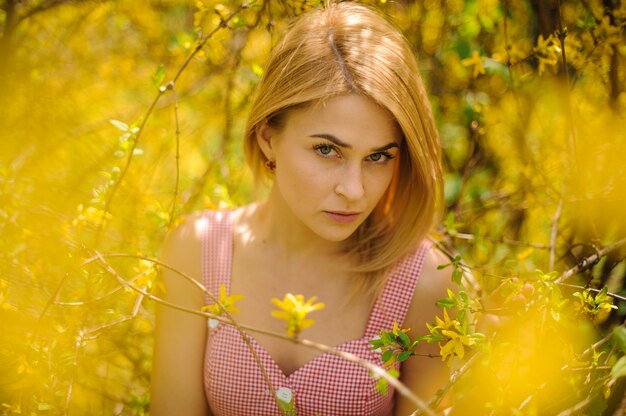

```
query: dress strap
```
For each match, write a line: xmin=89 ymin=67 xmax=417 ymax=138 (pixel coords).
xmin=200 ymin=210 xmax=233 ymax=305
xmin=364 ymin=241 xmax=431 ymax=339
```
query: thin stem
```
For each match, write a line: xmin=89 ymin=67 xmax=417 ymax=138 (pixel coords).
xmin=556 ymin=237 xmax=626 ymax=283
xmin=557 ymin=282 xmax=626 ymax=303
xmin=168 ymin=84 xmax=181 ymax=227
xmin=500 ymin=0 xmax=522 ymax=110
xmin=549 ymin=198 xmax=563 ymax=270
xmin=451 ymin=231 xmax=550 ymax=250
xmin=95 ymin=2 xmax=250 ymax=245
xmin=414 ymin=353 xmax=480 ymax=415
xmin=89 ymin=250 xmax=287 ymax=415
xmin=555 ymin=0 xmax=578 ymax=171
xmin=96 ymin=90 xmax=163 ymax=245
xmin=555 ymin=395 xmax=593 ymax=416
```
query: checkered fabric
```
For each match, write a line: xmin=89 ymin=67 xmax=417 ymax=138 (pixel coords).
xmin=201 ymin=210 xmax=430 ymax=416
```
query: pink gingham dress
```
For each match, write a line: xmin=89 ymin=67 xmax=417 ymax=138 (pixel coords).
xmin=201 ymin=210 xmax=430 ymax=416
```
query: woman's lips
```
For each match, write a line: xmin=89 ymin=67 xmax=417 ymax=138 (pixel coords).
xmin=324 ymin=211 xmax=361 ymax=224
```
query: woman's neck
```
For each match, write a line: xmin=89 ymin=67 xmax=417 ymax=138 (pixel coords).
xmin=240 ymin=188 xmax=344 ymax=258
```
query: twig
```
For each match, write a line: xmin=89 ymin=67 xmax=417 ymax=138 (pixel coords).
xmin=518 ymin=382 xmax=548 ymax=411
xmin=451 ymin=232 xmax=550 ymax=250
xmin=414 ymin=353 xmax=481 ymax=415
xmin=55 ymin=268 xmax=154 ymax=306
xmin=555 ymin=395 xmax=593 ymax=416
xmin=500 ymin=0 xmax=522 ymax=111
xmin=81 ymin=292 xmax=144 ymax=339
xmin=95 ymin=2 xmax=250 ymax=245
xmin=549 ymin=198 xmax=563 ymax=270
xmin=88 ymin=249 xmax=288 ymax=415
xmin=565 ymin=366 xmax=612 ymax=371
xmin=557 ymin=283 xmax=626 ymax=302
xmin=556 ymin=237 xmax=626 ymax=283
xmin=555 ymin=0 xmax=578 ymax=170
xmin=168 ymin=83 xmax=181 ymax=227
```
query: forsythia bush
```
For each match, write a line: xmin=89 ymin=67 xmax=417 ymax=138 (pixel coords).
xmin=1 ymin=0 xmax=625 ymax=414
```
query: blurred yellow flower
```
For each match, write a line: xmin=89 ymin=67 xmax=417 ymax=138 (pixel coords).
xmin=201 ymin=283 xmax=245 ymax=316
xmin=533 ymin=34 xmax=560 ymax=75
xmin=271 ymin=294 xmax=325 ymax=338
xmin=462 ymin=50 xmax=486 ymax=78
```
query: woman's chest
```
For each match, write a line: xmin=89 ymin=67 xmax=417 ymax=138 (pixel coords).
xmin=229 ymin=250 xmax=374 ymax=376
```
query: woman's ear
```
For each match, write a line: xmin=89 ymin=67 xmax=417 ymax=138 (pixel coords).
xmin=255 ymin=122 xmax=275 ymax=161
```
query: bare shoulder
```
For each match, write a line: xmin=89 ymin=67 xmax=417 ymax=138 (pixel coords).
xmin=407 ymin=243 xmax=454 ymax=324
xmin=150 ymin=211 xmax=211 ymax=415
xmin=162 ymin=211 xmax=206 ymax=264
xmin=160 ymin=211 xmax=208 ymax=307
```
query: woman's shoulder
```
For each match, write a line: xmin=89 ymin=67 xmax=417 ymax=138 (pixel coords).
xmin=403 ymin=242 xmax=455 ymax=329
xmin=163 ymin=207 xmax=237 ymax=248
xmin=159 ymin=210 xmax=218 ymax=302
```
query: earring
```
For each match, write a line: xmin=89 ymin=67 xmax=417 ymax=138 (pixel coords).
xmin=265 ymin=159 xmax=276 ymax=172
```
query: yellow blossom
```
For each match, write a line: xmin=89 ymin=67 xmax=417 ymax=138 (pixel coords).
xmin=461 ymin=50 xmax=486 ymax=78
xmin=202 ymin=283 xmax=245 ymax=316
xmin=271 ymin=294 xmax=325 ymax=338
xmin=392 ymin=321 xmax=410 ymax=336
xmin=430 ymin=309 xmax=474 ymax=362
xmin=533 ymin=34 xmax=560 ymax=75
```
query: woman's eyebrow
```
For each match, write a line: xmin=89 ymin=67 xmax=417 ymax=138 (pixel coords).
xmin=374 ymin=143 xmax=400 ymax=152
xmin=309 ymin=134 xmax=351 ymax=148
xmin=309 ymin=134 xmax=399 ymax=152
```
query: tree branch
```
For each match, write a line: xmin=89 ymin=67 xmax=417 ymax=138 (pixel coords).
xmin=556 ymin=237 xmax=626 ymax=283
xmin=96 ymin=2 xmax=250 ymax=244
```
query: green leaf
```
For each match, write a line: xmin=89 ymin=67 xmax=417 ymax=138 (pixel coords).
xmin=397 ymin=351 xmax=412 ymax=362
xmin=452 ymin=267 xmax=462 ymax=284
xmin=459 ymin=290 xmax=470 ymax=304
xmin=369 ymin=338 xmax=384 ymax=349
xmin=381 ymin=349 xmax=394 ymax=363
xmin=398 ymin=331 xmax=411 ymax=347
xmin=457 ymin=309 xmax=467 ymax=322
xmin=38 ymin=403 xmax=53 ymax=411
xmin=110 ymin=119 xmax=129 ymax=132
xmin=375 ymin=376 xmax=388 ymax=396
xmin=152 ymin=63 xmax=166 ymax=87
xmin=613 ymin=327 xmax=626 ymax=354
xmin=436 ymin=297 xmax=457 ymax=308
xmin=610 ymin=355 xmax=626 ymax=379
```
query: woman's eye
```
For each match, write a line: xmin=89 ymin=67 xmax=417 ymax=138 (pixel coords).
xmin=314 ymin=144 xmax=338 ymax=157
xmin=367 ymin=152 xmax=394 ymax=163
xmin=319 ymin=145 xmax=333 ymax=155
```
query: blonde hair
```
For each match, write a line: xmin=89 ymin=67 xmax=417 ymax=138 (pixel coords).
xmin=244 ymin=2 xmax=443 ymax=284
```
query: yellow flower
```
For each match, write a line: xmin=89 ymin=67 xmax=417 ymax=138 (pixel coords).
xmin=433 ymin=308 xmax=458 ymax=332
xmin=392 ymin=321 xmax=411 ymax=336
xmin=461 ymin=50 xmax=486 ymax=78
xmin=271 ymin=294 xmax=325 ymax=338
xmin=201 ymin=283 xmax=245 ymax=316
xmin=440 ymin=330 xmax=475 ymax=361
xmin=431 ymin=309 xmax=474 ymax=362
xmin=533 ymin=34 xmax=560 ymax=75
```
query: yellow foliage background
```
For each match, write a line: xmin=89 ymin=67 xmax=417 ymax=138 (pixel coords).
xmin=1 ymin=0 xmax=625 ymax=414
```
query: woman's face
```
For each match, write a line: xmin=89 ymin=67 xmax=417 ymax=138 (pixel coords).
xmin=258 ymin=94 xmax=402 ymax=242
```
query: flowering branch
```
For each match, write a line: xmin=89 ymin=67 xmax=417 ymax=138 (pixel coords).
xmin=88 ymin=251 xmax=437 ymax=416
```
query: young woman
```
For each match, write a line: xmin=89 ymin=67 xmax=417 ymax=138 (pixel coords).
xmin=151 ymin=2 xmax=452 ymax=415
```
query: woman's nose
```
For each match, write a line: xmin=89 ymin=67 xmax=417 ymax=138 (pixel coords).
xmin=334 ymin=163 xmax=365 ymax=201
